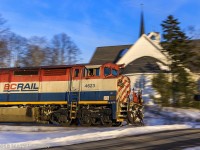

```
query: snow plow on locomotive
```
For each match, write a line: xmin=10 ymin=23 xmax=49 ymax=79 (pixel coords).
xmin=0 ymin=63 xmax=144 ymax=126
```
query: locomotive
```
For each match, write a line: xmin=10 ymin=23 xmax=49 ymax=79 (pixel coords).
xmin=0 ymin=63 xmax=143 ymax=126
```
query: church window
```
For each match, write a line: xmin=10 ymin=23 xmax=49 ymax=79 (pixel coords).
xmin=150 ymin=35 xmax=156 ymax=40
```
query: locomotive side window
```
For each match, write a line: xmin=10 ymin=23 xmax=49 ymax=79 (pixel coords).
xmin=84 ymin=68 xmax=100 ymax=77
xmin=88 ymin=69 xmax=94 ymax=76
xmin=96 ymin=68 xmax=100 ymax=76
xmin=112 ymin=69 xmax=118 ymax=76
xmin=104 ymin=67 xmax=111 ymax=76
xmin=74 ymin=69 xmax=80 ymax=77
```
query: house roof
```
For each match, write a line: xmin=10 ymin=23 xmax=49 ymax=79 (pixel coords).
xmin=89 ymin=45 xmax=132 ymax=65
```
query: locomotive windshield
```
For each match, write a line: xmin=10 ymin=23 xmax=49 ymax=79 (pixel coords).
xmin=112 ymin=69 xmax=118 ymax=76
xmin=104 ymin=67 xmax=119 ymax=77
xmin=104 ymin=67 xmax=111 ymax=76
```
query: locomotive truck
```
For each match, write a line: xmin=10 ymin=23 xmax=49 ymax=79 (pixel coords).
xmin=0 ymin=63 xmax=143 ymax=126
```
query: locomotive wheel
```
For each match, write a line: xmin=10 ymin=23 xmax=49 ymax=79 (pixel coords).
xmin=91 ymin=118 xmax=101 ymax=126
xmin=50 ymin=112 xmax=60 ymax=125
xmin=127 ymin=106 xmax=144 ymax=126
xmin=136 ymin=110 xmax=144 ymax=126
xmin=101 ymin=115 xmax=112 ymax=127
xmin=50 ymin=111 xmax=71 ymax=126
xmin=127 ymin=110 xmax=137 ymax=124
xmin=58 ymin=114 xmax=72 ymax=126
xmin=79 ymin=115 xmax=92 ymax=126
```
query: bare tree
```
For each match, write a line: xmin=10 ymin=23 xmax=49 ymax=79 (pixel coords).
xmin=0 ymin=14 xmax=81 ymax=67
xmin=0 ymin=14 xmax=9 ymax=37
xmin=0 ymin=40 xmax=9 ymax=67
xmin=22 ymin=36 xmax=47 ymax=67
xmin=50 ymin=33 xmax=80 ymax=65
xmin=50 ymin=35 xmax=61 ymax=65
xmin=187 ymin=26 xmax=200 ymax=39
xmin=0 ymin=14 xmax=10 ymax=67
xmin=6 ymin=33 xmax=28 ymax=67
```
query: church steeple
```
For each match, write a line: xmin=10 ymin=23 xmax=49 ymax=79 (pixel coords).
xmin=139 ymin=4 xmax=145 ymax=37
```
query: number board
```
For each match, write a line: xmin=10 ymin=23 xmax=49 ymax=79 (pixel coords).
xmin=84 ymin=84 xmax=95 ymax=88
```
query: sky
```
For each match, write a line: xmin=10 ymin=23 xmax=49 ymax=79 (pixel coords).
xmin=0 ymin=0 xmax=199 ymax=63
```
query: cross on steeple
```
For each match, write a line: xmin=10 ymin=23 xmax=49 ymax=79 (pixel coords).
xmin=139 ymin=4 xmax=145 ymax=37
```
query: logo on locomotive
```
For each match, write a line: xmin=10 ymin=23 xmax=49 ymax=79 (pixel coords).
xmin=3 ymin=83 xmax=39 ymax=92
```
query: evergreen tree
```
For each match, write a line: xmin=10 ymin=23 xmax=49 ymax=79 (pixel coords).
xmin=152 ymin=73 xmax=171 ymax=106
xmin=152 ymin=15 xmax=197 ymax=107
xmin=174 ymin=67 xmax=196 ymax=107
xmin=161 ymin=15 xmax=194 ymax=68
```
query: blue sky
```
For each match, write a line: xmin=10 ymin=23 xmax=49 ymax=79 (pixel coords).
xmin=0 ymin=0 xmax=199 ymax=63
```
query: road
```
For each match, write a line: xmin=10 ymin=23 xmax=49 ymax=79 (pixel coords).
xmin=41 ymin=129 xmax=200 ymax=150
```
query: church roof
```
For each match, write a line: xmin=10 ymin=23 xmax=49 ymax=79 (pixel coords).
xmin=89 ymin=44 xmax=132 ymax=65
xmin=122 ymin=56 xmax=169 ymax=74
xmin=89 ymin=39 xmax=200 ymax=73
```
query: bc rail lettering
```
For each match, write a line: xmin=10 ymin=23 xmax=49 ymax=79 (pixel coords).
xmin=3 ymin=83 xmax=39 ymax=92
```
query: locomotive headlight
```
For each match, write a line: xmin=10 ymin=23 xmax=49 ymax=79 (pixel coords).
xmin=104 ymin=96 xmax=109 ymax=100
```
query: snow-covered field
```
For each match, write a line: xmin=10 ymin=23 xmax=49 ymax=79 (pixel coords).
xmin=0 ymin=106 xmax=200 ymax=150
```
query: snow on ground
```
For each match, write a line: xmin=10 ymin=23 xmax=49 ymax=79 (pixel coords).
xmin=146 ymin=106 xmax=200 ymax=128
xmin=184 ymin=146 xmax=200 ymax=150
xmin=0 ymin=106 xmax=200 ymax=150
xmin=161 ymin=107 xmax=200 ymax=121
xmin=0 ymin=124 xmax=191 ymax=150
xmin=144 ymin=111 xmax=175 ymax=126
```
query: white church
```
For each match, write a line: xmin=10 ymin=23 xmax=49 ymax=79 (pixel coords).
xmin=90 ymin=11 xmax=200 ymax=103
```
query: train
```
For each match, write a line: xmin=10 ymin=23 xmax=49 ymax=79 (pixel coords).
xmin=0 ymin=63 xmax=144 ymax=126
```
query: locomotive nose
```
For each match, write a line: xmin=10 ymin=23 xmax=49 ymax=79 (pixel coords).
xmin=117 ymin=75 xmax=131 ymax=102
